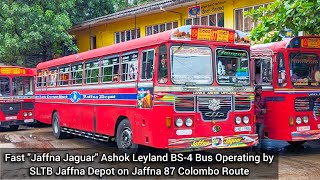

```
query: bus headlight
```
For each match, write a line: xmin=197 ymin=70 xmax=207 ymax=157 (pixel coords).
xmin=175 ymin=118 xmax=183 ymax=127
xmin=235 ymin=116 xmax=241 ymax=125
xmin=23 ymin=112 xmax=27 ymax=117
xmin=185 ymin=118 xmax=193 ymax=127
xmin=303 ymin=116 xmax=309 ymax=124
xmin=243 ymin=116 xmax=249 ymax=124
xmin=28 ymin=112 xmax=33 ymax=116
xmin=296 ymin=117 xmax=302 ymax=125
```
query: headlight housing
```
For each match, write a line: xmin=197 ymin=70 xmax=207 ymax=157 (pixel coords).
xmin=28 ymin=112 xmax=33 ymax=116
xmin=303 ymin=116 xmax=308 ymax=124
xmin=185 ymin=118 xmax=193 ymax=127
xmin=23 ymin=112 xmax=27 ymax=117
xmin=243 ymin=116 xmax=249 ymax=124
xmin=235 ymin=116 xmax=241 ymax=125
xmin=175 ymin=118 xmax=183 ymax=127
xmin=296 ymin=117 xmax=302 ymax=125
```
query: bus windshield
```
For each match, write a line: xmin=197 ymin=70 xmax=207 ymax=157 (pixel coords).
xmin=170 ymin=46 xmax=213 ymax=85
xmin=12 ymin=76 xmax=34 ymax=96
xmin=216 ymin=48 xmax=250 ymax=85
xmin=0 ymin=77 xmax=10 ymax=97
xmin=290 ymin=53 xmax=320 ymax=88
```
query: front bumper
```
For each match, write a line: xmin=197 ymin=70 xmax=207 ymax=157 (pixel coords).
xmin=0 ymin=119 xmax=36 ymax=126
xmin=168 ymin=134 xmax=258 ymax=152
xmin=291 ymin=130 xmax=320 ymax=141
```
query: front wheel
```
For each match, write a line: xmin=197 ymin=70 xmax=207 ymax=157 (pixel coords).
xmin=52 ymin=112 xmax=67 ymax=139
xmin=116 ymin=119 xmax=138 ymax=154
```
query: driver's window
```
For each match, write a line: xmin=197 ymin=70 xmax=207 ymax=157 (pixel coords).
xmin=254 ymin=58 xmax=272 ymax=85
xmin=158 ymin=44 xmax=168 ymax=83
xmin=277 ymin=53 xmax=287 ymax=87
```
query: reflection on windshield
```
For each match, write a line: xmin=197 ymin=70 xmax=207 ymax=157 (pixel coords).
xmin=12 ymin=77 xmax=34 ymax=96
xmin=290 ymin=53 xmax=320 ymax=87
xmin=216 ymin=49 xmax=250 ymax=85
xmin=171 ymin=46 xmax=213 ymax=85
xmin=0 ymin=77 xmax=10 ymax=97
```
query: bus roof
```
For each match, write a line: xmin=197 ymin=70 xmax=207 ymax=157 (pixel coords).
xmin=37 ymin=25 xmax=243 ymax=70
xmin=251 ymin=36 xmax=320 ymax=53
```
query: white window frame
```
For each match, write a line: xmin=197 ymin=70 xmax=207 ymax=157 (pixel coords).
xmin=140 ymin=49 xmax=155 ymax=81
xmin=146 ymin=21 xmax=178 ymax=36
xmin=114 ymin=28 xmax=140 ymax=44
xmin=185 ymin=12 xmax=224 ymax=27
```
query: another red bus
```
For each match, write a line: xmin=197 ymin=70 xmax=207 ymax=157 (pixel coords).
xmin=251 ymin=36 xmax=320 ymax=145
xmin=35 ymin=25 xmax=258 ymax=153
xmin=0 ymin=66 xmax=36 ymax=130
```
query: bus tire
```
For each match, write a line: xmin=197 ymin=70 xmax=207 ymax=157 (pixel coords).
xmin=52 ymin=112 xmax=67 ymax=139
xmin=116 ymin=118 xmax=138 ymax=154
xmin=287 ymin=141 xmax=306 ymax=147
xmin=9 ymin=125 xmax=19 ymax=131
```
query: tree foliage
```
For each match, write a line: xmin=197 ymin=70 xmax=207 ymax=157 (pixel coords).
xmin=246 ymin=0 xmax=320 ymax=43
xmin=113 ymin=0 xmax=152 ymax=11
xmin=71 ymin=0 xmax=115 ymax=25
xmin=0 ymin=0 xmax=78 ymax=67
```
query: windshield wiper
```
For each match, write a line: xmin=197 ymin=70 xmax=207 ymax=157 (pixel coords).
xmin=173 ymin=43 xmax=185 ymax=54
xmin=291 ymin=51 xmax=301 ymax=60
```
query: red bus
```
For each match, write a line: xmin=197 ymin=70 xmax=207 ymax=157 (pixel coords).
xmin=35 ymin=25 xmax=258 ymax=153
xmin=0 ymin=66 xmax=36 ymax=130
xmin=251 ymin=36 xmax=320 ymax=145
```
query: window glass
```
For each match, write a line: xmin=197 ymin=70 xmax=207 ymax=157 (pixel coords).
xmin=217 ymin=13 xmax=224 ymax=27
xmin=85 ymin=60 xmax=100 ymax=84
xmin=48 ymin=68 xmax=58 ymax=87
xmin=158 ymin=45 xmax=168 ymax=83
xmin=171 ymin=46 xmax=213 ymax=85
xmin=121 ymin=52 xmax=138 ymax=81
xmin=277 ymin=53 xmax=287 ymax=87
xmin=102 ymin=56 xmax=120 ymax=82
xmin=235 ymin=9 xmax=244 ymax=31
xmin=0 ymin=77 xmax=10 ymax=97
xmin=12 ymin=77 xmax=34 ymax=96
xmin=141 ymin=50 xmax=154 ymax=80
xmin=58 ymin=66 xmax=70 ymax=86
xmin=70 ymin=63 xmax=83 ymax=85
xmin=216 ymin=49 xmax=250 ymax=85
xmin=254 ymin=58 xmax=272 ymax=85
xmin=209 ymin=14 xmax=216 ymax=26
xmin=290 ymin=53 xmax=320 ymax=88
xmin=201 ymin=16 xmax=208 ymax=25
xmin=37 ymin=71 xmax=42 ymax=87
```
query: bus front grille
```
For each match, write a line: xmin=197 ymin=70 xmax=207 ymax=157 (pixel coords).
xmin=198 ymin=96 xmax=232 ymax=121
xmin=295 ymin=97 xmax=311 ymax=111
xmin=22 ymin=102 xmax=34 ymax=110
xmin=1 ymin=103 xmax=21 ymax=116
xmin=235 ymin=96 xmax=252 ymax=111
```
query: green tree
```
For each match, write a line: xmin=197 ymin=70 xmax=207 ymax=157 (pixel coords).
xmin=71 ymin=0 xmax=115 ymax=25
xmin=113 ymin=0 xmax=152 ymax=11
xmin=0 ymin=0 xmax=78 ymax=67
xmin=246 ymin=0 xmax=320 ymax=43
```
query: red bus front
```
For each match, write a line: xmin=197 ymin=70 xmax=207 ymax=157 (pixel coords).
xmin=251 ymin=36 xmax=320 ymax=145
xmin=0 ymin=66 xmax=36 ymax=130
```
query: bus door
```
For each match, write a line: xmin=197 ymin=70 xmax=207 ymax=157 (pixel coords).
xmin=252 ymin=55 xmax=273 ymax=136
xmin=135 ymin=48 xmax=155 ymax=144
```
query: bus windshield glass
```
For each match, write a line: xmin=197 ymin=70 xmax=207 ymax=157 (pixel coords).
xmin=290 ymin=53 xmax=320 ymax=87
xmin=12 ymin=76 xmax=34 ymax=96
xmin=0 ymin=77 xmax=10 ymax=97
xmin=216 ymin=48 xmax=250 ymax=85
xmin=170 ymin=46 xmax=213 ymax=85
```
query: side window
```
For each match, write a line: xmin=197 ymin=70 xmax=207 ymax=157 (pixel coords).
xmin=58 ymin=66 xmax=70 ymax=86
xmin=158 ymin=44 xmax=168 ymax=83
xmin=48 ymin=68 xmax=58 ymax=87
xmin=254 ymin=58 xmax=272 ymax=85
xmin=277 ymin=53 xmax=287 ymax=87
xmin=141 ymin=49 xmax=154 ymax=80
xmin=85 ymin=59 xmax=100 ymax=84
xmin=101 ymin=56 xmax=120 ymax=82
xmin=36 ymin=71 xmax=42 ymax=87
xmin=42 ymin=71 xmax=47 ymax=87
xmin=121 ymin=52 xmax=138 ymax=81
xmin=70 ymin=63 xmax=83 ymax=85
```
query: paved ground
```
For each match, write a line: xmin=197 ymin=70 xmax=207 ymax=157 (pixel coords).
xmin=0 ymin=126 xmax=319 ymax=179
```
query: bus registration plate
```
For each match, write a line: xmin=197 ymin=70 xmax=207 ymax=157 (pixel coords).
xmin=234 ymin=126 xmax=251 ymax=132
xmin=5 ymin=116 xmax=17 ymax=120
xmin=297 ymin=126 xmax=310 ymax=131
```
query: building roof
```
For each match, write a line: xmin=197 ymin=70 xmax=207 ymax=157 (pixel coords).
xmin=71 ymin=0 xmax=200 ymax=31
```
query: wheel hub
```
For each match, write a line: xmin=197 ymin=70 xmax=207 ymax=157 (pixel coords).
xmin=120 ymin=128 xmax=132 ymax=149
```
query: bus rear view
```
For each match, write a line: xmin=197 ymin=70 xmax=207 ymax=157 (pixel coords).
xmin=0 ymin=66 xmax=36 ymax=130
